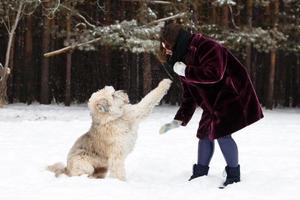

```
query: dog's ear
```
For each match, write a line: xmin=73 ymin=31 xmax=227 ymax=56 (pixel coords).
xmin=104 ymin=86 xmax=115 ymax=95
xmin=113 ymin=90 xmax=129 ymax=104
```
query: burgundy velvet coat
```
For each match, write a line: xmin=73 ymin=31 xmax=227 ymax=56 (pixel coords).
xmin=174 ymin=34 xmax=264 ymax=140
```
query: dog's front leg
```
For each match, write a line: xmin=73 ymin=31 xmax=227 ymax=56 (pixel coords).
xmin=128 ymin=79 xmax=172 ymax=121
xmin=109 ymin=158 xmax=126 ymax=181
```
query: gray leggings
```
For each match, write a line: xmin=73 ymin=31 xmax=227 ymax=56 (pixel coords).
xmin=197 ymin=135 xmax=239 ymax=167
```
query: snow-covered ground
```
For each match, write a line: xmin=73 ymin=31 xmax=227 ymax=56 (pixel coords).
xmin=0 ymin=104 xmax=300 ymax=200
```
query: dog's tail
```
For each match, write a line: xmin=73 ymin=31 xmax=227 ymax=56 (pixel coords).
xmin=47 ymin=162 xmax=67 ymax=177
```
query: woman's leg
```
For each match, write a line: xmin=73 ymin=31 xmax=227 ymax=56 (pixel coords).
xmin=189 ymin=137 xmax=215 ymax=180
xmin=197 ymin=137 xmax=215 ymax=166
xmin=217 ymin=135 xmax=239 ymax=167
xmin=217 ymin=135 xmax=240 ymax=187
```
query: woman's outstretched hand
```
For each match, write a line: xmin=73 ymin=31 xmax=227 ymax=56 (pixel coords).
xmin=159 ymin=120 xmax=182 ymax=134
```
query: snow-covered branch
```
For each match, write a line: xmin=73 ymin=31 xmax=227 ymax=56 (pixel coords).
xmin=44 ymin=37 xmax=102 ymax=57
xmin=121 ymin=0 xmax=171 ymax=4
xmin=45 ymin=20 xmax=163 ymax=57
xmin=145 ymin=12 xmax=187 ymax=26
xmin=213 ymin=0 xmax=236 ymax=6
xmin=44 ymin=11 xmax=188 ymax=58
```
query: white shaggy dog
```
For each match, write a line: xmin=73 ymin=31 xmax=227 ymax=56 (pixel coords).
xmin=47 ymin=79 xmax=172 ymax=181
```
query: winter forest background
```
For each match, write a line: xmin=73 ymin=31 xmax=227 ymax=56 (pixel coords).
xmin=0 ymin=0 xmax=299 ymax=109
xmin=1 ymin=1 xmax=300 ymax=199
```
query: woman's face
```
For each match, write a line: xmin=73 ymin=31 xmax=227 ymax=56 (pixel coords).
xmin=162 ymin=42 xmax=173 ymax=56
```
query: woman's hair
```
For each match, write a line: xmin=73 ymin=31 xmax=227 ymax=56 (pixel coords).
xmin=156 ymin=23 xmax=183 ymax=63
xmin=160 ymin=23 xmax=183 ymax=48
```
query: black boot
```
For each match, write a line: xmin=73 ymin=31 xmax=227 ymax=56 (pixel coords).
xmin=188 ymin=164 xmax=209 ymax=181
xmin=222 ymin=165 xmax=240 ymax=187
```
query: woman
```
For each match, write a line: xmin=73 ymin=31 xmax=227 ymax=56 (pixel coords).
xmin=159 ymin=23 xmax=264 ymax=188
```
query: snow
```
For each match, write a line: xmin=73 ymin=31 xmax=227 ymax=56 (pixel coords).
xmin=0 ymin=104 xmax=300 ymax=200
xmin=214 ymin=0 xmax=236 ymax=6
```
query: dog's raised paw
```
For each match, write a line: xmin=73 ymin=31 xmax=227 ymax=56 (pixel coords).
xmin=158 ymin=79 xmax=172 ymax=90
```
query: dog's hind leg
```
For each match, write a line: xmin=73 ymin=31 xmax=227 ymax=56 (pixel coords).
xmin=47 ymin=162 xmax=66 ymax=177
xmin=67 ymin=155 xmax=94 ymax=177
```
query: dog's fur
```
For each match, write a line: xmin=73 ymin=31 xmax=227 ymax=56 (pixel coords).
xmin=47 ymin=79 xmax=172 ymax=181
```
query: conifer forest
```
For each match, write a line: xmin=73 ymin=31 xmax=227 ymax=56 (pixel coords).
xmin=0 ymin=0 xmax=299 ymax=109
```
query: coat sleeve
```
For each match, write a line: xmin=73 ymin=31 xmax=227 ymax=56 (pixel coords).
xmin=174 ymin=83 xmax=198 ymax=126
xmin=185 ymin=42 xmax=227 ymax=84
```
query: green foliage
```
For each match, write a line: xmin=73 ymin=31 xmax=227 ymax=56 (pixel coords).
xmin=61 ymin=0 xmax=298 ymax=56
xmin=253 ymin=0 xmax=270 ymax=7
xmin=213 ymin=0 xmax=236 ymax=6
xmin=187 ymin=24 xmax=288 ymax=56
xmin=2 ymin=0 xmax=298 ymax=56
xmin=65 ymin=20 xmax=163 ymax=53
xmin=281 ymin=26 xmax=300 ymax=53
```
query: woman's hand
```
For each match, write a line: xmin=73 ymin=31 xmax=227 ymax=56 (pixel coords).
xmin=173 ymin=62 xmax=186 ymax=76
xmin=159 ymin=120 xmax=182 ymax=134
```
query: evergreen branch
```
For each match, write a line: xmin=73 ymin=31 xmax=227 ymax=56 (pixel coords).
xmin=44 ymin=13 xmax=186 ymax=58
xmin=44 ymin=37 xmax=102 ymax=58
xmin=121 ymin=0 xmax=171 ymax=4
xmin=145 ymin=12 xmax=187 ymax=26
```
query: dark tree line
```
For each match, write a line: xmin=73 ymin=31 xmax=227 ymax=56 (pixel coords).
xmin=0 ymin=0 xmax=299 ymax=109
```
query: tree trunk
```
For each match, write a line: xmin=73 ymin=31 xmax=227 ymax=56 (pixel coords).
xmin=235 ymin=0 xmax=241 ymax=26
xmin=211 ymin=0 xmax=217 ymax=24
xmin=25 ymin=15 xmax=34 ymax=104
xmin=296 ymin=55 xmax=300 ymax=107
xmin=102 ymin=0 xmax=112 ymax=86
xmin=266 ymin=0 xmax=279 ymax=109
xmin=266 ymin=50 xmax=276 ymax=109
xmin=7 ymin=36 xmax=15 ymax=103
xmin=275 ymin=52 xmax=284 ymax=107
xmin=0 ymin=68 xmax=9 ymax=106
xmin=65 ymin=12 xmax=72 ymax=106
xmin=246 ymin=0 xmax=253 ymax=73
xmin=143 ymin=53 xmax=152 ymax=95
xmin=0 ymin=2 xmax=24 ymax=107
xmin=191 ymin=1 xmax=202 ymax=25
xmin=129 ymin=53 xmax=140 ymax=103
xmin=251 ymin=49 xmax=257 ymax=87
xmin=40 ymin=0 xmax=52 ymax=104
xmin=118 ymin=1 xmax=130 ymax=92
xmin=222 ymin=5 xmax=229 ymax=27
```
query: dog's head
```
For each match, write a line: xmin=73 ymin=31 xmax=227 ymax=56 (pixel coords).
xmin=88 ymin=86 xmax=129 ymax=123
